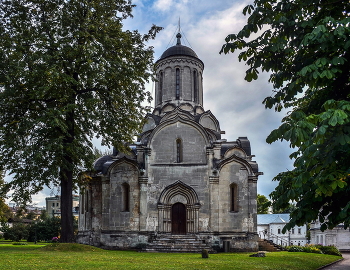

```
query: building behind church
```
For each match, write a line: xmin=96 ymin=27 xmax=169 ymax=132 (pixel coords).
xmin=77 ymin=33 xmax=262 ymax=252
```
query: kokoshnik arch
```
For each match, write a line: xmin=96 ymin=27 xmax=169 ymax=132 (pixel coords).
xmin=77 ymin=32 xmax=262 ymax=252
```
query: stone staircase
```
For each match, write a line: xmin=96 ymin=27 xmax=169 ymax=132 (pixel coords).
xmin=144 ymin=234 xmax=215 ymax=253
xmin=258 ymin=239 xmax=286 ymax=252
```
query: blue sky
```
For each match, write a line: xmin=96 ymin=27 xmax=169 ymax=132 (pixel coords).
xmin=7 ymin=0 xmax=294 ymax=206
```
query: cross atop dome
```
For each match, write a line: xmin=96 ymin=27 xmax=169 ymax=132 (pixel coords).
xmin=176 ymin=32 xmax=182 ymax=45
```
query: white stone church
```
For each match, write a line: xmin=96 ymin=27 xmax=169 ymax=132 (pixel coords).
xmin=77 ymin=33 xmax=262 ymax=252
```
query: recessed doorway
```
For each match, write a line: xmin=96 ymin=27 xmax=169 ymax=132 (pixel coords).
xmin=171 ymin=203 xmax=186 ymax=234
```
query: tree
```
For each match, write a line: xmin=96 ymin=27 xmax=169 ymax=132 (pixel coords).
xmin=272 ymin=202 xmax=297 ymax=214
xmin=221 ymin=0 xmax=350 ymax=232
xmin=257 ymin=194 xmax=271 ymax=214
xmin=0 ymin=0 xmax=161 ymax=242
xmin=2 ymin=223 xmax=29 ymax=242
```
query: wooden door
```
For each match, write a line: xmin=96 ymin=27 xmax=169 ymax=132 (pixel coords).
xmin=171 ymin=203 xmax=186 ymax=235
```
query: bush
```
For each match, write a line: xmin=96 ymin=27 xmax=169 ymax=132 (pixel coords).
xmin=304 ymin=246 xmax=322 ymax=254
xmin=287 ymin=244 xmax=341 ymax=256
xmin=287 ymin=245 xmax=304 ymax=252
xmin=316 ymin=245 xmax=342 ymax=256
xmin=133 ymin=243 xmax=148 ymax=249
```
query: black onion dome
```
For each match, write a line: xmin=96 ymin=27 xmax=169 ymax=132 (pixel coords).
xmin=156 ymin=32 xmax=203 ymax=65
xmin=93 ymin=155 xmax=113 ymax=172
xmin=159 ymin=44 xmax=198 ymax=60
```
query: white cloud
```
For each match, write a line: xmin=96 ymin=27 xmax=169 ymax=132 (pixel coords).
xmin=153 ymin=0 xmax=174 ymax=12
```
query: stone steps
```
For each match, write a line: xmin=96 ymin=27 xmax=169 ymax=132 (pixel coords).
xmin=144 ymin=235 xmax=215 ymax=253
xmin=258 ymin=238 xmax=286 ymax=252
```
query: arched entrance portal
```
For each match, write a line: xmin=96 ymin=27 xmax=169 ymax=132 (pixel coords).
xmin=172 ymin=203 xmax=186 ymax=234
xmin=158 ymin=180 xmax=201 ymax=233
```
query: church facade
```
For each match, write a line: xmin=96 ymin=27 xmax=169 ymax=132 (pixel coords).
xmin=77 ymin=33 xmax=262 ymax=252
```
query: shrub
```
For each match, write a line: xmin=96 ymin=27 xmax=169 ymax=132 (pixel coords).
xmin=317 ymin=245 xmax=342 ymax=256
xmin=309 ymin=247 xmax=322 ymax=254
xmin=12 ymin=242 xmax=27 ymax=245
xmin=133 ymin=243 xmax=148 ymax=249
xmin=287 ymin=245 xmax=304 ymax=252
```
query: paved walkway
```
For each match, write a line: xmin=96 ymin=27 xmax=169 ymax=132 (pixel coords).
xmin=320 ymin=252 xmax=350 ymax=270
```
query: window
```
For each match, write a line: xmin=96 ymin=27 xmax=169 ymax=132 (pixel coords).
xmin=158 ymin=72 xmax=163 ymax=104
xmin=81 ymin=194 xmax=84 ymax=214
xmin=52 ymin=203 xmax=55 ymax=207
xmin=122 ymin=183 xmax=130 ymax=212
xmin=176 ymin=138 xmax=182 ymax=163
xmin=278 ymin=228 xmax=281 ymax=234
xmin=85 ymin=190 xmax=89 ymax=213
xmin=176 ymin=68 xmax=180 ymax=99
xmin=57 ymin=202 xmax=59 ymax=207
xmin=193 ymin=70 xmax=198 ymax=102
xmin=292 ymin=228 xmax=295 ymax=234
xmin=230 ymin=183 xmax=238 ymax=212
xmin=298 ymin=228 xmax=301 ymax=234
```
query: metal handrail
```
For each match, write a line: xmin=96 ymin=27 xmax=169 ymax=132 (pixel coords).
xmin=259 ymin=230 xmax=290 ymax=247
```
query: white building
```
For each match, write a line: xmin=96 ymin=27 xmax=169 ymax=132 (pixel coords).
xmin=310 ymin=221 xmax=350 ymax=251
xmin=45 ymin=195 xmax=79 ymax=218
xmin=257 ymin=214 xmax=308 ymax=247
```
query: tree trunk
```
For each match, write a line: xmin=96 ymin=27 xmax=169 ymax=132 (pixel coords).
xmin=60 ymin=105 xmax=75 ymax=243
xmin=60 ymin=167 xmax=74 ymax=242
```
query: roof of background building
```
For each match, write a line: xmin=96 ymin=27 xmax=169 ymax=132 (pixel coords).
xmin=257 ymin=214 xmax=290 ymax=225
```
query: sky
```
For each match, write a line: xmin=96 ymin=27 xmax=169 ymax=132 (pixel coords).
xmin=7 ymin=0 xmax=295 ymax=207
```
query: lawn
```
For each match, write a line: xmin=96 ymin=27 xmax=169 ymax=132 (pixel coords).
xmin=0 ymin=243 xmax=341 ymax=270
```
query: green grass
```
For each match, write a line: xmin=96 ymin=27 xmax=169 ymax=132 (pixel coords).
xmin=0 ymin=243 xmax=341 ymax=270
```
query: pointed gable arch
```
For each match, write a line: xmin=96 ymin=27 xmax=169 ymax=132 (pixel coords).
xmin=158 ymin=180 xmax=200 ymax=206
xmin=159 ymin=107 xmax=195 ymax=124
xmin=216 ymin=154 xmax=255 ymax=176
xmin=199 ymin=110 xmax=220 ymax=132
xmin=105 ymin=157 xmax=140 ymax=176
xmin=147 ymin=115 xmax=211 ymax=164
xmin=157 ymin=181 xmax=201 ymax=233
xmin=223 ymin=146 xmax=247 ymax=159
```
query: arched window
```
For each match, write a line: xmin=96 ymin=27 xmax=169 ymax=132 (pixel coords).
xmin=176 ymin=138 xmax=182 ymax=163
xmin=122 ymin=183 xmax=130 ymax=212
xmin=193 ymin=70 xmax=198 ymax=102
xmin=158 ymin=71 xmax=163 ymax=104
xmin=230 ymin=183 xmax=238 ymax=212
xmin=176 ymin=68 xmax=180 ymax=99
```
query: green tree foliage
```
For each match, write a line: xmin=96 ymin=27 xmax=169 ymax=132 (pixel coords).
xmin=0 ymin=0 xmax=161 ymax=242
xmin=221 ymin=0 xmax=350 ymax=231
xmin=272 ymin=202 xmax=297 ymax=214
xmin=257 ymin=194 xmax=271 ymax=214
xmin=27 ymin=216 xmax=61 ymax=242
